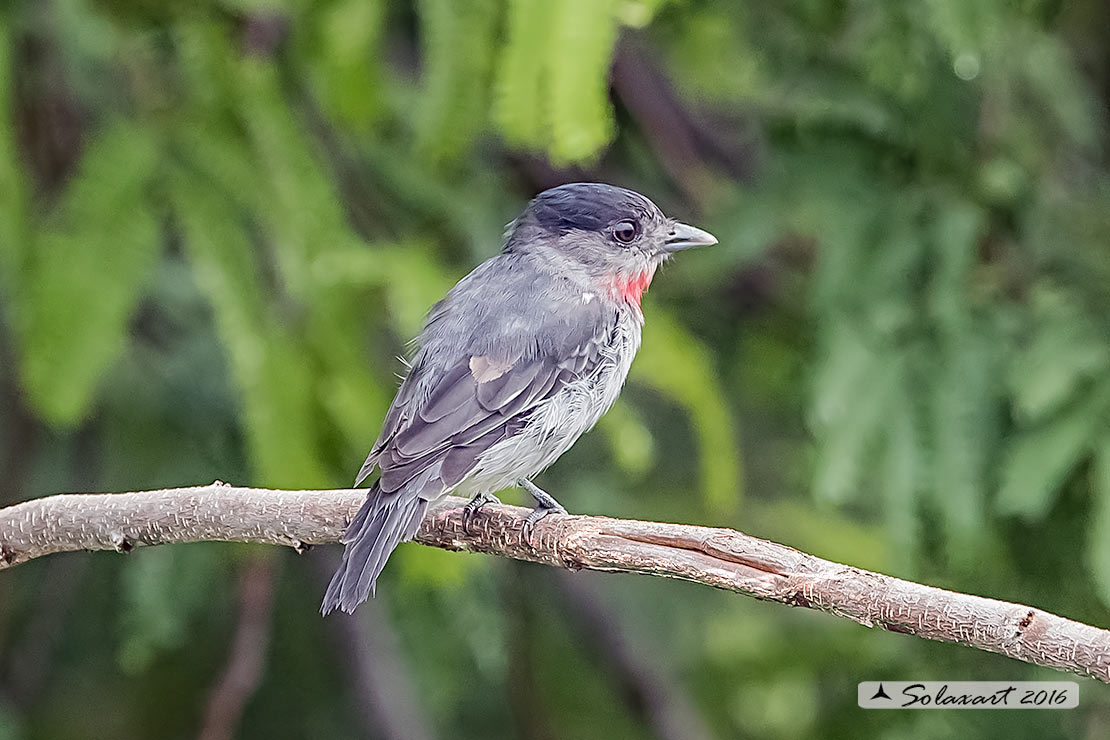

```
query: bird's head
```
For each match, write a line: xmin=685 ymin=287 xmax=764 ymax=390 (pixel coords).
xmin=504 ymin=183 xmax=717 ymax=307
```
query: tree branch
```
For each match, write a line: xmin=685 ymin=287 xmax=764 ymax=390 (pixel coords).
xmin=2 ymin=483 xmax=1108 ymax=683
xmin=307 ymin=556 xmax=436 ymax=740
xmin=550 ymin=570 xmax=716 ymax=740
xmin=197 ymin=555 xmax=276 ymax=740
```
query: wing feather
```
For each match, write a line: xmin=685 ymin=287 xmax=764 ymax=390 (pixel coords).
xmin=476 ymin=360 xmax=543 ymax=410
xmin=418 ymin=363 xmax=474 ymax=423
xmin=365 ymin=339 xmax=607 ymax=497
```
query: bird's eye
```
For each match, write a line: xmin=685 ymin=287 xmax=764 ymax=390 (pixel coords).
xmin=612 ymin=219 xmax=640 ymax=244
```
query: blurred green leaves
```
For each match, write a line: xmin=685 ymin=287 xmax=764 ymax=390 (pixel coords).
xmin=493 ymin=0 xmax=656 ymax=164
xmin=301 ymin=0 xmax=387 ymax=132
xmin=18 ymin=121 xmax=161 ymax=426
xmin=117 ymin=545 xmax=228 ymax=674
xmin=415 ymin=0 xmax=499 ymax=165
xmin=997 ymin=380 xmax=1110 ymax=520
xmin=417 ymin=0 xmax=637 ymax=165
xmin=635 ymin=309 xmax=743 ymax=513
xmin=0 ymin=28 xmax=25 ymax=289
xmin=172 ymin=162 xmax=330 ymax=487
xmin=1089 ymin=437 xmax=1110 ymax=607
xmin=493 ymin=0 xmax=552 ymax=148
xmin=998 ymin=287 xmax=1110 ymax=521
xmin=543 ymin=0 xmax=620 ymax=164
xmin=1008 ymin=286 xmax=1110 ymax=423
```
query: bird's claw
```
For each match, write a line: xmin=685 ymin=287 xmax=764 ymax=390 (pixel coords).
xmin=515 ymin=479 xmax=569 ymax=544
xmin=520 ymin=502 xmax=568 ymax=544
xmin=462 ymin=492 xmax=501 ymax=533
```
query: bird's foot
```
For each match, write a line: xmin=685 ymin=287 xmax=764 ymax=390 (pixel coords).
xmin=462 ymin=491 xmax=501 ymax=533
xmin=517 ymin=480 xmax=568 ymax=543
xmin=520 ymin=502 xmax=568 ymax=542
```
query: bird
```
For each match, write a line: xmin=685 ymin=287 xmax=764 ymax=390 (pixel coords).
xmin=321 ymin=182 xmax=717 ymax=614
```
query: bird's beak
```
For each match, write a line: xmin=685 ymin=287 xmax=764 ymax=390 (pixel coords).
xmin=664 ymin=221 xmax=718 ymax=252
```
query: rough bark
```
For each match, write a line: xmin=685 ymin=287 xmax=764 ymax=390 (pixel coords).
xmin=1 ymin=483 xmax=1109 ymax=684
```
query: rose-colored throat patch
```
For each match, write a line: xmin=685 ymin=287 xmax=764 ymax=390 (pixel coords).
xmin=610 ymin=270 xmax=655 ymax=307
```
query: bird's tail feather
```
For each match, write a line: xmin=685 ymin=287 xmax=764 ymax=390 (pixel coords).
xmin=321 ymin=484 xmax=428 ymax=615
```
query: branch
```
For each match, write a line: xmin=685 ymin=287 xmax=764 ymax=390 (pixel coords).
xmin=307 ymin=556 xmax=436 ymax=740
xmin=550 ymin=570 xmax=716 ymax=740
xmin=2 ymin=484 xmax=1109 ymax=683
xmin=197 ymin=555 xmax=276 ymax=740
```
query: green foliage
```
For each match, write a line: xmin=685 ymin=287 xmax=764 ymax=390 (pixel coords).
xmin=0 ymin=24 xmax=26 ymax=290
xmin=493 ymin=0 xmax=553 ymax=148
xmin=117 ymin=544 xmax=229 ymax=673
xmin=596 ymin=401 xmax=655 ymax=478
xmin=493 ymin=0 xmax=656 ymax=164
xmin=881 ymin=398 xmax=920 ymax=566
xmin=414 ymin=0 xmax=499 ymax=165
xmin=1008 ymin=286 xmax=1110 ymax=423
xmin=688 ymin=0 xmax=1110 ymax=579
xmin=299 ymin=0 xmax=387 ymax=132
xmin=810 ymin=319 xmax=893 ymax=505
xmin=171 ymin=161 xmax=331 ymax=487
xmin=634 ymin=309 xmax=743 ymax=513
xmin=1089 ymin=436 xmax=1110 ymax=607
xmin=997 ymin=380 xmax=1110 ymax=519
xmin=542 ymin=0 xmax=620 ymax=164
xmin=18 ymin=121 xmax=161 ymax=426
xmin=0 ymin=704 xmax=23 ymax=740
xmin=926 ymin=201 xmax=995 ymax=556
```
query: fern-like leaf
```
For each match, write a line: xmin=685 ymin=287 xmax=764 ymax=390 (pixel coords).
xmin=545 ymin=0 xmax=620 ymax=164
xmin=414 ymin=0 xmax=499 ymax=165
xmin=632 ymin=308 xmax=743 ymax=513
xmin=19 ymin=121 xmax=161 ymax=426
xmin=494 ymin=0 xmax=552 ymax=148
xmin=170 ymin=158 xmax=329 ymax=487
xmin=996 ymin=379 xmax=1110 ymax=520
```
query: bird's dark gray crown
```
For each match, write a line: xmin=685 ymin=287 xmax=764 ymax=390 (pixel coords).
xmin=526 ymin=182 xmax=661 ymax=235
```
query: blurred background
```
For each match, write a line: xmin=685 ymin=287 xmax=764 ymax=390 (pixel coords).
xmin=1 ymin=0 xmax=1110 ymax=737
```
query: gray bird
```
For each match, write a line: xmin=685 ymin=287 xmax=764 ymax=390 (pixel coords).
xmin=322 ymin=182 xmax=717 ymax=614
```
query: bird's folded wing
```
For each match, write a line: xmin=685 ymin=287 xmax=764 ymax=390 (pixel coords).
xmin=356 ymin=338 xmax=609 ymax=496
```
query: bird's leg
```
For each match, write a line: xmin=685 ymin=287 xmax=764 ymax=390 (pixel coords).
xmin=462 ymin=491 xmax=501 ymax=533
xmin=517 ymin=479 xmax=568 ymax=539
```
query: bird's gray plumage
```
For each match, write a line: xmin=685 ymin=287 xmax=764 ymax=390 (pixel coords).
xmin=322 ymin=183 xmax=716 ymax=614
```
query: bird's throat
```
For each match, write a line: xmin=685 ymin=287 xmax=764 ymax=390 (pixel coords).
xmin=609 ymin=268 xmax=656 ymax=308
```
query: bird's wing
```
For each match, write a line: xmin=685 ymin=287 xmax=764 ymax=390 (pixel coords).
xmin=357 ymin=330 xmax=610 ymax=496
xmin=329 ymin=328 xmax=611 ymax=614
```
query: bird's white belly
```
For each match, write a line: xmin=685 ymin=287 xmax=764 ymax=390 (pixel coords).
xmin=459 ymin=313 xmax=642 ymax=495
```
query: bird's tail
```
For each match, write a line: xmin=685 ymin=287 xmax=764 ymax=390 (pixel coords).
xmin=321 ymin=484 xmax=428 ymax=615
